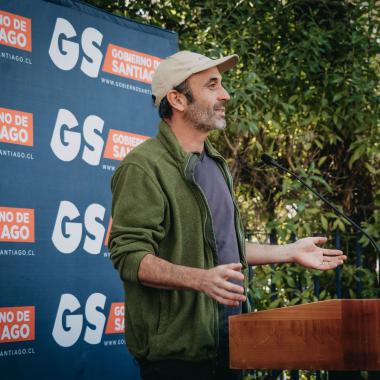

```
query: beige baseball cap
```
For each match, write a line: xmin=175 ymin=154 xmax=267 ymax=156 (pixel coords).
xmin=151 ymin=50 xmax=239 ymax=107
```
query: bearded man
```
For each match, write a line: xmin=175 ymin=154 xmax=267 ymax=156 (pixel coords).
xmin=109 ymin=51 xmax=346 ymax=380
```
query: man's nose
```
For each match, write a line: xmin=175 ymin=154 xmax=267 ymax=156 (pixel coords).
xmin=218 ymin=86 xmax=230 ymax=101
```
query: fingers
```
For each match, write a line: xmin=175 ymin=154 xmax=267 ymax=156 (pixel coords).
xmin=318 ymin=251 xmax=347 ymax=270
xmin=312 ymin=236 xmax=328 ymax=245
xmin=202 ymin=263 xmax=246 ymax=306
xmin=210 ymin=273 xmax=246 ymax=303
xmin=331 ymin=255 xmax=347 ymax=265
xmin=322 ymin=248 xmax=344 ymax=256
xmin=207 ymin=284 xmax=246 ymax=306
xmin=309 ymin=237 xmax=347 ymax=265
xmin=223 ymin=280 xmax=245 ymax=295
xmin=318 ymin=260 xmax=339 ymax=270
xmin=322 ymin=255 xmax=340 ymax=263
xmin=321 ymin=249 xmax=347 ymax=266
xmin=223 ymin=262 xmax=243 ymax=271
xmin=216 ymin=298 xmax=241 ymax=307
xmin=217 ymin=263 xmax=244 ymax=282
xmin=213 ymin=286 xmax=246 ymax=306
xmin=322 ymin=256 xmax=343 ymax=266
xmin=224 ymin=268 xmax=245 ymax=282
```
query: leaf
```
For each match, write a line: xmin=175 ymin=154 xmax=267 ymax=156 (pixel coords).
xmin=317 ymin=156 xmax=327 ymax=167
xmin=364 ymin=162 xmax=377 ymax=174
xmin=264 ymin=112 xmax=272 ymax=123
xmin=320 ymin=214 xmax=328 ymax=231
xmin=314 ymin=139 xmax=324 ymax=149
xmin=337 ymin=219 xmax=346 ymax=232
xmin=319 ymin=290 xmax=327 ymax=300
xmin=286 ymin=277 xmax=296 ymax=288
xmin=288 ymin=297 xmax=300 ymax=305
xmin=333 ymin=93 xmax=343 ymax=102
xmin=272 ymin=272 xmax=283 ymax=287
xmin=348 ymin=144 xmax=366 ymax=169
xmin=269 ymin=299 xmax=281 ymax=309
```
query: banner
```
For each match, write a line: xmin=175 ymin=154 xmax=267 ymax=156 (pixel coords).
xmin=0 ymin=1 xmax=177 ymax=378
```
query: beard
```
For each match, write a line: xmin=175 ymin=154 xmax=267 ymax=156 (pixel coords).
xmin=183 ymin=100 xmax=227 ymax=132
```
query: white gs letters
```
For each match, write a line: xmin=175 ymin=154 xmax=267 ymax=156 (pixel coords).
xmin=50 ymin=108 xmax=105 ymax=166
xmin=52 ymin=201 xmax=106 ymax=255
xmin=48 ymin=17 xmax=103 ymax=78
xmin=52 ymin=293 xmax=106 ymax=347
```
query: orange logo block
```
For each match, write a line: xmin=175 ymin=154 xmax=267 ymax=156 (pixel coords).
xmin=0 ymin=306 xmax=35 ymax=343
xmin=103 ymin=129 xmax=148 ymax=161
xmin=105 ymin=303 xmax=125 ymax=334
xmin=0 ymin=10 xmax=32 ymax=52
xmin=0 ymin=107 xmax=33 ymax=146
xmin=0 ymin=207 xmax=35 ymax=243
xmin=102 ymin=44 xmax=162 ymax=84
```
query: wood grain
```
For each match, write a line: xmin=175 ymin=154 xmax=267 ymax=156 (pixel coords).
xmin=229 ymin=299 xmax=380 ymax=370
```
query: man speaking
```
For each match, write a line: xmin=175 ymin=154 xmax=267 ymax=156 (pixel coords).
xmin=109 ymin=50 xmax=346 ymax=380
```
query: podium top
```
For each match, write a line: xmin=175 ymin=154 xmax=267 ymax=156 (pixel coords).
xmin=230 ymin=299 xmax=380 ymax=321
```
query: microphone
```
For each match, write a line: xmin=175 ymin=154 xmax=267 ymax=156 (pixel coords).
xmin=261 ymin=153 xmax=380 ymax=255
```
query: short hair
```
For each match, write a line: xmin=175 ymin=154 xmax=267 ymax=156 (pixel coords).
xmin=152 ymin=80 xmax=194 ymax=120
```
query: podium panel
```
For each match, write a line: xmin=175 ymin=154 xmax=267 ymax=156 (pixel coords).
xmin=229 ymin=300 xmax=380 ymax=370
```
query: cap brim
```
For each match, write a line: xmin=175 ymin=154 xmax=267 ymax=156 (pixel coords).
xmin=192 ymin=54 xmax=239 ymax=75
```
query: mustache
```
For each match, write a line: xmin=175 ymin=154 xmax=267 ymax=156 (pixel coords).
xmin=213 ymin=101 xmax=226 ymax=111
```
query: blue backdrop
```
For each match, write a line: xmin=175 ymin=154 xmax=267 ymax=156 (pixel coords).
xmin=0 ymin=1 xmax=177 ymax=378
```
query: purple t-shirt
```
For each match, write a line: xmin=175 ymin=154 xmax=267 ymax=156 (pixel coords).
xmin=194 ymin=150 xmax=240 ymax=265
xmin=194 ymin=150 xmax=242 ymax=321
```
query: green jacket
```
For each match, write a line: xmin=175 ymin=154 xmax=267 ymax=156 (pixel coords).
xmin=109 ymin=121 xmax=248 ymax=361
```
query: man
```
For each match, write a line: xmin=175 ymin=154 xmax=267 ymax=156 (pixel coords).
xmin=109 ymin=51 xmax=346 ymax=380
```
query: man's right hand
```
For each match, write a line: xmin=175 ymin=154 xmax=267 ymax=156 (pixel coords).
xmin=198 ymin=262 xmax=246 ymax=307
xmin=138 ymin=254 xmax=246 ymax=306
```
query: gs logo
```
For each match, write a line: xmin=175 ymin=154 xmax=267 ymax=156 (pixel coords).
xmin=48 ymin=17 xmax=103 ymax=78
xmin=50 ymin=108 xmax=105 ymax=166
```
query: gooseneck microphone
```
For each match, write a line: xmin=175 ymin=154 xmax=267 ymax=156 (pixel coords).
xmin=261 ymin=153 xmax=380 ymax=255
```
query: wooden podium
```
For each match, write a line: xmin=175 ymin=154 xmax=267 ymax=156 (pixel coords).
xmin=229 ymin=299 xmax=380 ymax=370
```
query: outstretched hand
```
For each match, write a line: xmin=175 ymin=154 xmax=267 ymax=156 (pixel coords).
xmin=291 ymin=236 xmax=347 ymax=270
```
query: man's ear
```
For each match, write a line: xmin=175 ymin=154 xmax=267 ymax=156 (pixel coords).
xmin=166 ymin=90 xmax=187 ymax=112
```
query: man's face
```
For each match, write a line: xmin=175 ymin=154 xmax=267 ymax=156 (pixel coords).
xmin=183 ymin=67 xmax=230 ymax=132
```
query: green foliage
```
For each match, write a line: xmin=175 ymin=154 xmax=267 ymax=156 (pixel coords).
xmin=86 ymin=0 xmax=380 ymax=303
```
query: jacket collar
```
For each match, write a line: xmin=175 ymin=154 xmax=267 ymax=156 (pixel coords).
xmin=156 ymin=120 xmax=188 ymax=163
xmin=156 ymin=120 xmax=222 ymax=162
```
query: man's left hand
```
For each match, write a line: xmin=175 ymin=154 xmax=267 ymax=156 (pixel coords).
xmin=291 ymin=236 xmax=347 ymax=270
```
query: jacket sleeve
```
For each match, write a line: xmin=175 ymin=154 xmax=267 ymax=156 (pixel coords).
xmin=109 ymin=162 xmax=166 ymax=283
